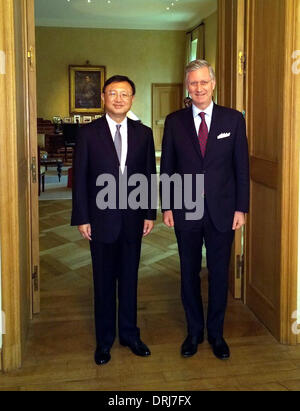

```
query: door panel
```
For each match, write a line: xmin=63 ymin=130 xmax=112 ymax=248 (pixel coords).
xmin=13 ymin=0 xmax=32 ymax=355
xmin=26 ymin=0 xmax=40 ymax=314
xmin=245 ymin=0 xmax=299 ymax=342
xmin=13 ymin=0 xmax=39 ymax=356
xmin=245 ymin=0 xmax=283 ymax=340
xmin=0 ymin=0 xmax=39 ymax=371
xmin=15 ymin=0 xmax=39 ymax=320
xmin=152 ymin=83 xmax=182 ymax=150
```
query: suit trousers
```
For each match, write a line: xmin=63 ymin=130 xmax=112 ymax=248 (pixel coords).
xmin=89 ymin=229 xmax=142 ymax=349
xmin=175 ymin=203 xmax=234 ymax=339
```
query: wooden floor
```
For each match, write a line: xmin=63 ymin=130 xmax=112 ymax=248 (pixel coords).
xmin=1 ymin=200 xmax=300 ymax=391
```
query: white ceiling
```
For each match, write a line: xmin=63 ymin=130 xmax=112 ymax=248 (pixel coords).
xmin=35 ymin=0 xmax=217 ymax=31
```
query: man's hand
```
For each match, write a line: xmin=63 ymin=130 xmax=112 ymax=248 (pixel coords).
xmin=232 ymin=212 xmax=246 ymax=230
xmin=78 ymin=224 xmax=92 ymax=240
xmin=143 ymin=220 xmax=154 ymax=237
xmin=163 ymin=210 xmax=174 ymax=228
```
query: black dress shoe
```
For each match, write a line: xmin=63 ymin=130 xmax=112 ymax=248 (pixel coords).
xmin=181 ymin=334 xmax=204 ymax=358
xmin=95 ymin=346 xmax=111 ymax=365
xmin=208 ymin=337 xmax=230 ymax=360
xmin=120 ymin=339 xmax=151 ymax=357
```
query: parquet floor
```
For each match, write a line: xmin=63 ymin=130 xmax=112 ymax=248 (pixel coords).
xmin=1 ymin=199 xmax=300 ymax=391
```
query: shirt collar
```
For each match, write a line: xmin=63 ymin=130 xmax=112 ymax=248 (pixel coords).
xmin=192 ymin=100 xmax=214 ymax=119
xmin=106 ymin=113 xmax=128 ymax=128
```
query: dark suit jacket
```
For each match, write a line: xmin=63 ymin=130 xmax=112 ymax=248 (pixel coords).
xmin=160 ymin=103 xmax=250 ymax=233
xmin=71 ymin=116 xmax=157 ymax=243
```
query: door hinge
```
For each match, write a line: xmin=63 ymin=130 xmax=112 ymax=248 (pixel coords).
xmin=27 ymin=46 xmax=35 ymax=70
xmin=32 ymin=265 xmax=39 ymax=292
xmin=236 ymin=254 xmax=244 ymax=280
xmin=238 ymin=51 xmax=246 ymax=75
xmin=31 ymin=156 xmax=37 ymax=183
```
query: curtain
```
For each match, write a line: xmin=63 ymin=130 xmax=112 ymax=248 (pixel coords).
xmin=183 ymin=32 xmax=192 ymax=100
xmin=183 ymin=24 xmax=205 ymax=102
xmin=195 ymin=24 xmax=205 ymax=60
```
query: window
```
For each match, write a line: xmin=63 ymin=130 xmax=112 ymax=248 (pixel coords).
xmin=190 ymin=39 xmax=198 ymax=62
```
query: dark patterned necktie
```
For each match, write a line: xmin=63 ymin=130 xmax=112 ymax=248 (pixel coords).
xmin=198 ymin=112 xmax=208 ymax=157
xmin=114 ymin=124 xmax=122 ymax=162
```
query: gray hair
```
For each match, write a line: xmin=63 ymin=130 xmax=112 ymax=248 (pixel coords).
xmin=185 ymin=59 xmax=216 ymax=83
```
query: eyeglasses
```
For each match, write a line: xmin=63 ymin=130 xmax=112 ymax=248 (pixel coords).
xmin=189 ymin=80 xmax=212 ymax=88
xmin=105 ymin=91 xmax=133 ymax=100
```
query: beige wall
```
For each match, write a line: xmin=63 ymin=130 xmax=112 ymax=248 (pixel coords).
xmin=204 ymin=11 xmax=218 ymax=73
xmin=35 ymin=27 xmax=186 ymax=127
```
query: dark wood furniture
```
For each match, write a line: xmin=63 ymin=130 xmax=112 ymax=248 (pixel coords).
xmin=38 ymin=118 xmax=64 ymax=158
xmin=44 ymin=134 xmax=65 ymax=156
xmin=37 ymin=118 xmax=77 ymax=165
xmin=62 ymin=123 xmax=79 ymax=162
xmin=37 ymin=118 xmax=55 ymax=135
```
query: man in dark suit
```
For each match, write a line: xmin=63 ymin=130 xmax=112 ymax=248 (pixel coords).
xmin=160 ymin=60 xmax=249 ymax=360
xmin=71 ymin=75 xmax=157 ymax=365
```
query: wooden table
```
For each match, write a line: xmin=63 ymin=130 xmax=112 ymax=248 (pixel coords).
xmin=40 ymin=158 xmax=63 ymax=181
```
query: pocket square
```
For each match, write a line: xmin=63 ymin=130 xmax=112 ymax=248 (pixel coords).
xmin=217 ymin=132 xmax=231 ymax=139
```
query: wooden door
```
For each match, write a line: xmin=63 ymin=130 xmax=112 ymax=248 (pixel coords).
xmin=0 ymin=0 xmax=39 ymax=371
xmin=245 ymin=0 xmax=299 ymax=343
xmin=13 ymin=0 xmax=32 ymax=356
xmin=13 ymin=0 xmax=40 ymax=349
xmin=26 ymin=0 xmax=40 ymax=314
xmin=218 ymin=0 xmax=246 ymax=299
xmin=152 ymin=83 xmax=182 ymax=151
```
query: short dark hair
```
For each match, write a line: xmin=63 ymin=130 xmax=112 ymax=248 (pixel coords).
xmin=102 ymin=75 xmax=136 ymax=95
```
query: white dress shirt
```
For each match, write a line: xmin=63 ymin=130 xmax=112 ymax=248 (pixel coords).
xmin=106 ymin=114 xmax=128 ymax=173
xmin=192 ymin=100 xmax=214 ymax=135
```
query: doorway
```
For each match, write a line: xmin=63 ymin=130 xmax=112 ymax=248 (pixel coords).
xmin=2 ymin=0 xmax=299 ymax=374
xmin=152 ymin=83 xmax=183 ymax=151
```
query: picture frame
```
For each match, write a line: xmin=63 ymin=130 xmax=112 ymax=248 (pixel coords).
xmin=69 ymin=65 xmax=106 ymax=115
xmin=63 ymin=117 xmax=72 ymax=123
xmin=83 ymin=116 xmax=92 ymax=123
xmin=73 ymin=115 xmax=81 ymax=124
xmin=52 ymin=116 xmax=62 ymax=124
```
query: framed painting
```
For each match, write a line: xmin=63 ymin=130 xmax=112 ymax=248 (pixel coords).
xmin=69 ymin=65 xmax=106 ymax=114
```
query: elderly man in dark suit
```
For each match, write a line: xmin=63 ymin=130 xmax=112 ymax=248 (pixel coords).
xmin=160 ymin=60 xmax=249 ymax=360
xmin=71 ymin=75 xmax=156 ymax=365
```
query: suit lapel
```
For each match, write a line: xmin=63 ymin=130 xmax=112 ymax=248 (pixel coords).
xmin=97 ymin=115 xmax=120 ymax=166
xmin=204 ymin=103 xmax=220 ymax=161
xmin=183 ymin=107 xmax=202 ymax=161
xmin=125 ymin=118 xmax=136 ymax=167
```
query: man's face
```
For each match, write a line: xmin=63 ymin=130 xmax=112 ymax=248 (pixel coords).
xmin=102 ymin=81 xmax=134 ymax=118
xmin=186 ymin=67 xmax=216 ymax=110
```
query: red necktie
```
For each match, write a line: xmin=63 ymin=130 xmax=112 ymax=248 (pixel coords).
xmin=198 ymin=112 xmax=208 ymax=157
